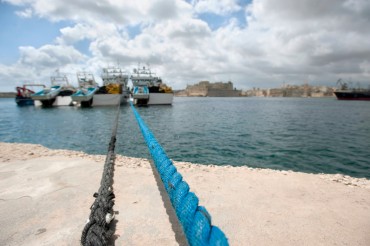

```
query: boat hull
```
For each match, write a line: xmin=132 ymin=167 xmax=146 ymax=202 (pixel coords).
xmin=31 ymin=94 xmax=57 ymax=100
xmin=71 ymin=94 xmax=94 ymax=107
xmin=133 ymin=86 xmax=149 ymax=99
xmin=148 ymin=93 xmax=173 ymax=105
xmin=133 ymin=94 xmax=149 ymax=99
xmin=71 ymin=88 xmax=98 ymax=104
xmin=34 ymin=96 xmax=74 ymax=107
xmin=37 ymin=98 xmax=56 ymax=107
xmin=71 ymin=95 xmax=94 ymax=102
xmin=54 ymin=96 xmax=74 ymax=106
xmin=334 ymin=91 xmax=370 ymax=101
xmin=15 ymin=97 xmax=34 ymax=106
xmin=71 ymin=93 xmax=94 ymax=102
xmin=92 ymin=94 xmax=126 ymax=106
xmin=31 ymin=86 xmax=61 ymax=101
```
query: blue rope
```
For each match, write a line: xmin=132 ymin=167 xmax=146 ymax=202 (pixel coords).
xmin=130 ymin=103 xmax=228 ymax=246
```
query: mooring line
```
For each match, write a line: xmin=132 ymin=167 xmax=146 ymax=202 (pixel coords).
xmin=130 ymin=102 xmax=229 ymax=246
xmin=81 ymin=102 xmax=120 ymax=246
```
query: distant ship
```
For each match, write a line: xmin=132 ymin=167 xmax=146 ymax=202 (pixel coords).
xmin=334 ymin=90 xmax=370 ymax=100
xmin=131 ymin=65 xmax=173 ymax=106
xmin=334 ymin=80 xmax=370 ymax=101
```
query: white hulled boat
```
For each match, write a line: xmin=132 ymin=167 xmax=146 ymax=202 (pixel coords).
xmin=32 ymin=73 xmax=75 ymax=107
xmin=131 ymin=65 xmax=173 ymax=106
xmin=71 ymin=72 xmax=99 ymax=107
xmin=92 ymin=66 xmax=130 ymax=106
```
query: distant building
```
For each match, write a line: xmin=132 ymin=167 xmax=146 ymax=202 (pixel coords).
xmin=243 ymin=84 xmax=335 ymax=98
xmin=186 ymin=81 xmax=209 ymax=96
xmin=185 ymin=81 xmax=241 ymax=97
xmin=243 ymin=88 xmax=267 ymax=97
xmin=269 ymin=88 xmax=284 ymax=97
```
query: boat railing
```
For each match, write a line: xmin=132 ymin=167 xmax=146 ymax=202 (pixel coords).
xmin=51 ymin=75 xmax=70 ymax=86
xmin=22 ymin=84 xmax=46 ymax=88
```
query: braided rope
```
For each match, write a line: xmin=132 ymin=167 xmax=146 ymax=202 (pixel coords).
xmin=81 ymin=103 xmax=120 ymax=245
xmin=130 ymin=103 xmax=228 ymax=246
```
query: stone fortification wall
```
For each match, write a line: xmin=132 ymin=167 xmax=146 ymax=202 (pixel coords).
xmin=207 ymin=89 xmax=241 ymax=97
xmin=208 ymin=82 xmax=233 ymax=90
xmin=186 ymin=81 xmax=240 ymax=97
xmin=186 ymin=81 xmax=208 ymax=96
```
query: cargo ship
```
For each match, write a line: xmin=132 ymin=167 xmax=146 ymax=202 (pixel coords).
xmin=334 ymin=80 xmax=370 ymax=101
xmin=334 ymin=90 xmax=370 ymax=100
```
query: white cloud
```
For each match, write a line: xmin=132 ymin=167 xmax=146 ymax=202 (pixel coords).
xmin=19 ymin=45 xmax=86 ymax=67
xmin=15 ymin=8 xmax=33 ymax=18
xmin=192 ymin=0 xmax=241 ymax=15
xmin=0 ymin=44 xmax=89 ymax=91
xmin=1 ymin=0 xmax=370 ymax=92
xmin=55 ymin=23 xmax=122 ymax=46
xmin=6 ymin=0 xmax=192 ymax=25
xmin=240 ymin=0 xmax=370 ymax=84
xmin=56 ymin=24 xmax=94 ymax=45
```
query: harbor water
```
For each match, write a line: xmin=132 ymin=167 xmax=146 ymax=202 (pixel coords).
xmin=0 ymin=97 xmax=369 ymax=178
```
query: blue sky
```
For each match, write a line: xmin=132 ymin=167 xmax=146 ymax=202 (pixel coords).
xmin=0 ymin=3 xmax=69 ymax=64
xmin=0 ymin=0 xmax=369 ymax=91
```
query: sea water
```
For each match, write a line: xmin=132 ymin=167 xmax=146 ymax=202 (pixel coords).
xmin=1 ymin=97 xmax=369 ymax=178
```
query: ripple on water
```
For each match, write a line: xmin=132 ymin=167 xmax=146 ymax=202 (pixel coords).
xmin=1 ymin=97 xmax=370 ymax=178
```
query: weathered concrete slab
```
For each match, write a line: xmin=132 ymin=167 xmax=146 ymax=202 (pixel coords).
xmin=1 ymin=142 xmax=370 ymax=245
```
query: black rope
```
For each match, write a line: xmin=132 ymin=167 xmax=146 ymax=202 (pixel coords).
xmin=81 ymin=103 xmax=121 ymax=246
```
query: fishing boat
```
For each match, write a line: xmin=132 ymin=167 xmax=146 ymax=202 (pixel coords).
xmin=92 ymin=66 xmax=130 ymax=106
xmin=131 ymin=65 xmax=173 ymax=106
xmin=334 ymin=79 xmax=370 ymax=101
xmin=31 ymin=73 xmax=76 ymax=107
xmin=71 ymin=72 xmax=99 ymax=107
xmin=15 ymin=84 xmax=45 ymax=106
xmin=31 ymin=85 xmax=62 ymax=107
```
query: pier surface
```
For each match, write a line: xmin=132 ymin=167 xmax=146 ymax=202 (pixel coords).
xmin=0 ymin=142 xmax=369 ymax=245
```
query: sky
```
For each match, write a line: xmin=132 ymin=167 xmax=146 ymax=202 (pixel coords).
xmin=1 ymin=0 xmax=370 ymax=92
